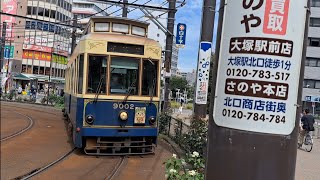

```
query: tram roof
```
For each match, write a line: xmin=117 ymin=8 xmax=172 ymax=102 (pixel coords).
xmin=88 ymin=16 xmax=150 ymax=27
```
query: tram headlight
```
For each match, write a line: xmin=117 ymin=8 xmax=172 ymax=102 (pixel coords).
xmin=149 ymin=116 xmax=156 ymax=125
xmin=86 ymin=115 xmax=95 ymax=124
xmin=119 ymin=111 xmax=128 ymax=121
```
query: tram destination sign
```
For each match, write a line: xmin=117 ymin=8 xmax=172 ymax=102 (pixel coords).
xmin=213 ymin=0 xmax=308 ymax=135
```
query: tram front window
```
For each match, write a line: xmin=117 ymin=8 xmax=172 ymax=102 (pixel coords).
xmin=87 ymin=55 xmax=107 ymax=94
xmin=110 ymin=57 xmax=139 ymax=95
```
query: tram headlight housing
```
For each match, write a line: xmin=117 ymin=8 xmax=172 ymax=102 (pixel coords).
xmin=119 ymin=111 xmax=128 ymax=121
xmin=86 ymin=115 xmax=95 ymax=125
xmin=149 ymin=116 xmax=156 ymax=125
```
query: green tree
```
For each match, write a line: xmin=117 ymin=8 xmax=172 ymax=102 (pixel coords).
xmin=169 ymin=76 xmax=189 ymax=91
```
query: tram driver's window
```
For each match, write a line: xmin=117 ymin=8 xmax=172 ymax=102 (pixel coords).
xmin=142 ymin=60 xmax=158 ymax=96
xmin=110 ymin=57 xmax=139 ymax=95
xmin=87 ymin=55 xmax=107 ymax=94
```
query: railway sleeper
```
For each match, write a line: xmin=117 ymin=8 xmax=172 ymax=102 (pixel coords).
xmin=84 ymin=137 xmax=155 ymax=155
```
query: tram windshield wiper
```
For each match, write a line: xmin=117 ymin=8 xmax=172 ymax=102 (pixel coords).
xmin=93 ymin=75 xmax=105 ymax=103
xmin=123 ymin=82 xmax=135 ymax=103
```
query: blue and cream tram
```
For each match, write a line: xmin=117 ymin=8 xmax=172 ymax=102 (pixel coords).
xmin=63 ymin=17 xmax=162 ymax=155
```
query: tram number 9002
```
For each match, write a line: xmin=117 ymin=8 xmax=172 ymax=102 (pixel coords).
xmin=113 ymin=103 xmax=134 ymax=110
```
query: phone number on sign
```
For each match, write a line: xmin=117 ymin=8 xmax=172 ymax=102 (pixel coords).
xmin=222 ymin=109 xmax=286 ymax=123
xmin=226 ymin=68 xmax=290 ymax=80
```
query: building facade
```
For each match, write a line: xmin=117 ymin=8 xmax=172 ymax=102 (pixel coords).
xmin=302 ymin=0 xmax=320 ymax=115
xmin=1 ymin=0 xmax=73 ymax=91
xmin=72 ymin=0 xmax=108 ymax=27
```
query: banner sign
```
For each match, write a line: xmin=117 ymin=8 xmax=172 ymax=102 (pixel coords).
xmin=24 ymin=37 xmax=54 ymax=47
xmin=4 ymin=46 xmax=14 ymax=58
xmin=22 ymin=50 xmax=52 ymax=61
xmin=213 ymin=0 xmax=308 ymax=135
xmin=1 ymin=0 xmax=17 ymax=40
xmin=23 ymin=44 xmax=52 ymax=53
xmin=176 ymin=23 xmax=187 ymax=48
xmin=195 ymin=42 xmax=212 ymax=104
xmin=305 ymin=96 xmax=320 ymax=103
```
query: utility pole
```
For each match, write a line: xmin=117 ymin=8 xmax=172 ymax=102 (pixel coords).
xmin=0 ymin=22 xmax=6 ymax=74
xmin=71 ymin=15 xmax=77 ymax=54
xmin=194 ymin=0 xmax=216 ymax=119
xmin=163 ymin=0 xmax=176 ymax=111
xmin=122 ymin=0 xmax=128 ymax=17
xmin=205 ymin=0 xmax=310 ymax=179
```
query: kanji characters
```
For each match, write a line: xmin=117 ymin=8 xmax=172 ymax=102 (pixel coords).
xmin=266 ymin=101 xmax=277 ymax=112
xmin=254 ymin=100 xmax=265 ymax=111
xmin=276 ymin=85 xmax=287 ymax=98
xmin=242 ymin=39 xmax=255 ymax=51
xmin=268 ymin=41 xmax=281 ymax=53
xmin=241 ymin=14 xmax=262 ymax=33
xmin=267 ymin=14 xmax=284 ymax=32
xmin=277 ymin=102 xmax=286 ymax=113
xmin=281 ymin=42 xmax=292 ymax=55
xmin=263 ymin=84 xmax=276 ymax=96
xmin=243 ymin=99 xmax=254 ymax=110
xmin=254 ymin=40 xmax=268 ymax=52
xmin=270 ymin=0 xmax=286 ymax=14
xmin=231 ymin=39 xmax=242 ymax=51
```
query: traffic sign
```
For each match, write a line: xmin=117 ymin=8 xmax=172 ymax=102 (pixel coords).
xmin=176 ymin=23 xmax=186 ymax=48
xmin=4 ymin=46 xmax=14 ymax=58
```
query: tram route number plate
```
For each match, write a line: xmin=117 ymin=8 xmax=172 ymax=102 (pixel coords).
xmin=113 ymin=103 xmax=134 ymax=110
xmin=134 ymin=107 xmax=146 ymax=124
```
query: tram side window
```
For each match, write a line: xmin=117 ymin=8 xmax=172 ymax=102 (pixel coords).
xmin=87 ymin=55 xmax=107 ymax=94
xmin=110 ymin=57 xmax=139 ymax=95
xmin=78 ymin=54 xmax=84 ymax=94
xmin=142 ymin=60 xmax=158 ymax=96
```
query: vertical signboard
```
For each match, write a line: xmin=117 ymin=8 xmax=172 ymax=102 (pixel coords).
xmin=176 ymin=23 xmax=187 ymax=48
xmin=1 ymin=0 xmax=17 ymax=40
xmin=213 ymin=0 xmax=307 ymax=135
xmin=4 ymin=46 xmax=14 ymax=58
xmin=195 ymin=42 xmax=212 ymax=104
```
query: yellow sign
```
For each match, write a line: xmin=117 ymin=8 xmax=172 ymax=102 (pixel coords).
xmin=134 ymin=107 xmax=146 ymax=124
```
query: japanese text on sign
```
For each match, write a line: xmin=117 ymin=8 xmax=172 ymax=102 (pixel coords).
xmin=213 ymin=0 xmax=307 ymax=135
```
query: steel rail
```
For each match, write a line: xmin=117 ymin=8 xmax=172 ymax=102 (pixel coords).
xmin=15 ymin=148 xmax=76 ymax=180
xmin=0 ymin=111 xmax=34 ymax=142
xmin=105 ymin=156 xmax=127 ymax=180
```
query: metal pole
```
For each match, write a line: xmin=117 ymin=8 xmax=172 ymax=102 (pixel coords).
xmin=163 ymin=0 xmax=176 ymax=111
xmin=71 ymin=15 xmax=77 ymax=54
xmin=122 ymin=0 xmax=128 ymax=17
xmin=205 ymin=0 xmax=311 ymax=179
xmin=1 ymin=22 xmax=7 ymax=92
xmin=194 ymin=0 xmax=216 ymax=119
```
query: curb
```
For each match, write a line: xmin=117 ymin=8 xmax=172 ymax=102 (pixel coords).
xmin=0 ymin=99 xmax=55 ymax=107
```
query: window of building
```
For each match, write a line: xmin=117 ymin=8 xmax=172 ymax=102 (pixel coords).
xmin=50 ymin=10 xmax=56 ymax=19
xmin=306 ymin=57 xmax=320 ymax=67
xmin=25 ymin=21 xmax=31 ymax=29
xmin=22 ymin=65 xmax=27 ymax=73
xmin=311 ymin=0 xmax=320 ymax=7
xmin=38 ymin=7 xmax=44 ymax=16
xmin=110 ymin=57 xmax=139 ymax=95
xmin=27 ymin=6 xmax=32 ymax=15
xmin=87 ymin=55 xmax=107 ymax=94
xmin=309 ymin=38 xmax=320 ymax=47
xmin=32 ymin=6 xmax=37 ymax=15
xmin=142 ymin=60 xmax=158 ymax=96
xmin=304 ymin=79 xmax=320 ymax=89
xmin=45 ymin=9 xmax=50 ymax=17
xmin=45 ymin=67 xmax=50 ymax=75
xmin=310 ymin=18 xmax=320 ymax=27
xmin=46 ymin=0 xmax=51 ymax=3
xmin=27 ymin=65 xmax=32 ymax=74
xmin=52 ymin=0 xmax=56 ymax=5
xmin=33 ymin=66 xmax=39 ymax=74
xmin=39 ymin=66 xmax=45 ymax=75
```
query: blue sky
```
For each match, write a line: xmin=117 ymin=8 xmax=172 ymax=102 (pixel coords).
xmin=107 ymin=0 xmax=220 ymax=72
xmin=175 ymin=0 xmax=220 ymax=72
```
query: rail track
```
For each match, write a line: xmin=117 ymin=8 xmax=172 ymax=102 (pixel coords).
xmin=105 ymin=156 xmax=127 ymax=180
xmin=12 ymin=148 xmax=76 ymax=180
xmin=0 ymin=111 xmax=34 ymax=142
xmin=2 ymin=102 xmax=61 ymax=116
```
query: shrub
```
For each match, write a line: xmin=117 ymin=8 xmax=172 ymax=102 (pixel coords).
xmin=165 ymin=152 xmax=205 ymax=180
xmin=186 ymin=103 xmax=193 ymax=110
xmin=170 ymin=101 xmax=180 ymax=109
xmin=158 ymin=113 xmax=171 ymax=134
